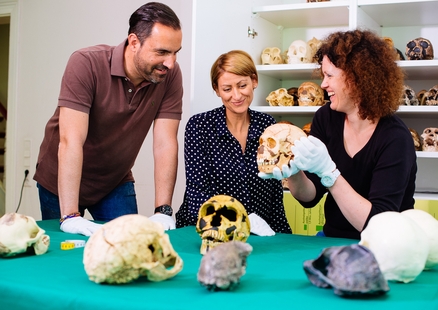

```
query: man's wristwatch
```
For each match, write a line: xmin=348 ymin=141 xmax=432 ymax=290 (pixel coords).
xmin=154 ymin=204 xmax=173 ymax=216
xmin=321 ymin=169 xmax=341 ymax=188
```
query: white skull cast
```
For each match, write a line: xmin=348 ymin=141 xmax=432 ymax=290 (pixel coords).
xmin=298 ymin=81 xmax=325 ymax=106
xmin=83 ymin=214 xmax=183 ymax=284
xmin=0 ymin=213 xmax=50 ymax=257
xmin=257 ymin=123 xmax=307 ymax=173
xmin=261 ymin=47 xmax=283 ymax=65
xmin=421 ymin=127 xmax=438 ymax=151
xmin=287 ymin=40 xmax=312 ymax=64
xmin=406 ymin=37 xmax=434 ymax=60
xmin=266 ymin=88 xmax=295 ymax=106
xmin=196 ymin=195 xmax=250 ymax=255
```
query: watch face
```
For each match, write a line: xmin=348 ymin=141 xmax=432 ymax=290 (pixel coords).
xmin=156 ymin=205 xmax=173 ymax=216
xmin=321 ymin=175 xmax=334 ymax=188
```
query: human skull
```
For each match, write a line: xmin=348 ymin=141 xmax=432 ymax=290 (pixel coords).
xmin=83 ymin=214 xmax=183 ymax=284
xmin=307 ymin=37 xmax=321 ymax=63
xmin=417 ymin=89 xmax=427 ymax=104
xmin=409 ymin=128 xmax=422 ymax=151
xmin=197 ymin=241 xmax=253 ymax=291
xmin=196 ymin=195 xmax=250 ymax=255
xmin=287 ymin=40 xmax=312 ymax=64
xmin=261 ymin=47 xmax=283 ymax=65
xmin=298 ymin=81 xmax=325 ymax=106
xmin=421 ymin=127 xmax=438 ymax=152
xmin=257 ymin=123 xmax=307 ymax=173
xmin=359 ymin=211 xmax=429 ymax=283
xmin=422 ymin=85 xmax=438 ymax=105
xmin=402 ymin=209 xmax=438 ymax=270
xmin=0 ymin=213 xmax=50 ymax=257
xmin=302 ymin=122 xmax=312 ymax=136
xmin=266 ymin=88 xmax=295 ymax=106
xmin=405 ymin=37 xmax=434 ymax=60
xmin=400 ymin=85 xmax=419 ymax=105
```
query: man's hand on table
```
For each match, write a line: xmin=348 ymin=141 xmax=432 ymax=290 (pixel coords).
xmin=60 ymin=217 xmax=102 ymax=236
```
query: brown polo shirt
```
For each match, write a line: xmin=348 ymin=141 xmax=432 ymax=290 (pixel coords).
xmin=34 ymin=40 xmax=183 ymax=206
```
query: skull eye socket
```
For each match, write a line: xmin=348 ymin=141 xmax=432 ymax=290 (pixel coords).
xmin=267 ymin=137 xmax=277 ymax=149
xmin=420 ymin=41 xmax=429 ymax=48
xmin=205 ymin=204 xmax=216 ymax=215
xmin=407 ymin=41 xmax=416 ymax=48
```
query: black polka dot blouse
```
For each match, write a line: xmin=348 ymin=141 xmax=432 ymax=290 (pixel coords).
xmin=175 ymin=105 xmax=292 ymax=234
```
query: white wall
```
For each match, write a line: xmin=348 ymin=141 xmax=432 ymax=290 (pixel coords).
xmin=4 ymin=0 xmax=192 ymax=219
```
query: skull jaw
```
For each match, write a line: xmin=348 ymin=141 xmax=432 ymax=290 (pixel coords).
xmin=257 ymin=153 xmax=292 ymax=174
xmin=199 ymin=229 xmax=249 ymax=255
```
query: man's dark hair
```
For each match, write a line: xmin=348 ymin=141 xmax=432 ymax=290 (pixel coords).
xmin=129 ymin=2 xmax=181 ymax=44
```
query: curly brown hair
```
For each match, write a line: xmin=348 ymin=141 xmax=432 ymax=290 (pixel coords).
xmin=314 ymin=29 xmax=405 ymax=121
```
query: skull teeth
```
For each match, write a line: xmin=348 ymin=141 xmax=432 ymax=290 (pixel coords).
xmin=257 ymin=159 xmax=277 ymax=166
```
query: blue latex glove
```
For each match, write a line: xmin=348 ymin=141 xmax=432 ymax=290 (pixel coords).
xmin=258 ymin=160 xmax=299 ymax=181
xmin=291 ymin=135 xmax=336 ymax=178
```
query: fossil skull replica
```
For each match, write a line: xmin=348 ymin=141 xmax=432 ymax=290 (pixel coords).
xmin=307 ymin=37 xmax=322 ymax=63
xmin=261 ymin=47 xmax=283 ymax=65
xmin=197 ymin=241 xmax=253 ymax=291
xmin=257 ymin=123 xmax=307 ymax=173
xmin=0 ymin=213 xmax=50 ymax=257
xmin=298 ymin=81 xmax=325 ymax=106
xmin=303 ymin=244 xmax=389 ymax=297
xmin=402 ymin=209 xmax=438 ymax=270
xmin=409 ymin=128 xmax=422 ymax=151
xmin=302 ymin=122 xmax=312 ymax=136
xmin=266 ymin=88 xmax=295 ymax=106
xmin=196 ymin=195 xmax=250 ymax=255
xmin=421 ymin=85 xmax=438 ymax=105
xmin=287 ymin=40 xmax=312 ymax=64
xmin=406 ymin=37 xmax=434 ymax=60
xmin=359 ymin=211 xmax=429 ymax=283
xmin=421 ymin=127 xmax=438 ymax=151
xmin=83 ymin=214 xmax=183 ymax=284
xmin=400 ymin=85 xmax=419 ymax=105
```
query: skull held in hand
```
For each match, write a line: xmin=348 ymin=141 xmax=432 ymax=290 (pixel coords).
xmin=197 ymin=241 xmax=253 ymax=291
xmin=298 ymin=81 xmax=325 ymax=106
xmin=196 ymin=195 xmax=250 ymax=255
xmin=0 ymin=213 xmax=50 ymax=257
xmin=405 ymin=37 xmax=434 ymax=60
xmin=257 ymin=123 xmax=307 ymax=173
xmin=421 ymin=127 xmax=438 ymax=151
xmin=83 ymin=214 xmax=183 ymax=284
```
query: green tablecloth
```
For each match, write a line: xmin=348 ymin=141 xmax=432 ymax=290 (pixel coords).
xmin=1 ymin=220 xmax=437 ymax=310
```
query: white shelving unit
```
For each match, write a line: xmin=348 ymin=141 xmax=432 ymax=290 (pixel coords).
xmin=249 ymin=0 xmax=438 ymax=200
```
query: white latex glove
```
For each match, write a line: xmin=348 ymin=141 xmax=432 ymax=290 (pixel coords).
xmin=149 ymin=213 xmax=176 ymax=230
xmin=258 ymin=161 xmax=299 ymax=181
xmin=60 ymin=217 xmax=102 ymax=236
xmin=291 ymin=135 xmax=336 ymax=178
xmin=248 ymin=213 xmax=275 ymax=236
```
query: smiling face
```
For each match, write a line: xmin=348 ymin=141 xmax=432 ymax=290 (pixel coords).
xmin=320 ymin=55 xmax=356 ymax=114
xmin=214 ymin=72 xmax=258 ymax=116
xmin=131 ymin=23 xmax=182 ymax=84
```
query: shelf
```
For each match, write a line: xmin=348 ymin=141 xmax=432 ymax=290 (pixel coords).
xmin=252 ymin=1 xmax=350 ymax=29
xmin=416 ymin=151 xmax=438 ymax=158
xmin=358 ymin=0 xmax=438 ymax=27
xmin=257 ymin=60 xmax=438 ymax=81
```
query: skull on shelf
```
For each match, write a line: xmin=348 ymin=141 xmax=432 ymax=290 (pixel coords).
xmin=266 ymin=88 xmax=295 ymax=106
xmin=83 ymin=214 xmax=183 ymax=284
xmin=298 ymin=81 xmax=325 ymax=106
xmin=421 ymin=127 xmax=438 ymax=152
xmin=307 ymin=37 xmax=322 ymax=63
xmin=0 ymin=213 xmax=50 ymax=257
xmin=287 ymin=40 xmax=312 ymax=64
xmin=196 ymin=195 xmax=250 ymax=255
xmin=257 ymin=123 xmax=307 ymax=173
xmin=422 ymin=85 xmax=438 ymax=106
xmin=409 ymin=128 xmax=422 ymax=151
xmin=405 ymin=37 xmax=434 ymax=60
xmin=400 ymin=85 xmax=419 ymax=105
xmin=261 ymin=47 xmax=283 ymax=65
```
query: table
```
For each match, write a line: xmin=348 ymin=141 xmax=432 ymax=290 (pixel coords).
xmin=1 ymin=220 xmax=437 ymax=310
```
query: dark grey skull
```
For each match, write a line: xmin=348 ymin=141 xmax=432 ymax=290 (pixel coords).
xmin=422 ymin=85 xmax=438 ymax=106
xmin=406 ymin=37 xmax=434 ymax=60
xmin=303 ymin=244 xmax=389 ymax=297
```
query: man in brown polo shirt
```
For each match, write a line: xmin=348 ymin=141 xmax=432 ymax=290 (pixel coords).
xmin=34 ymin=2 xmax=183 ymax=235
